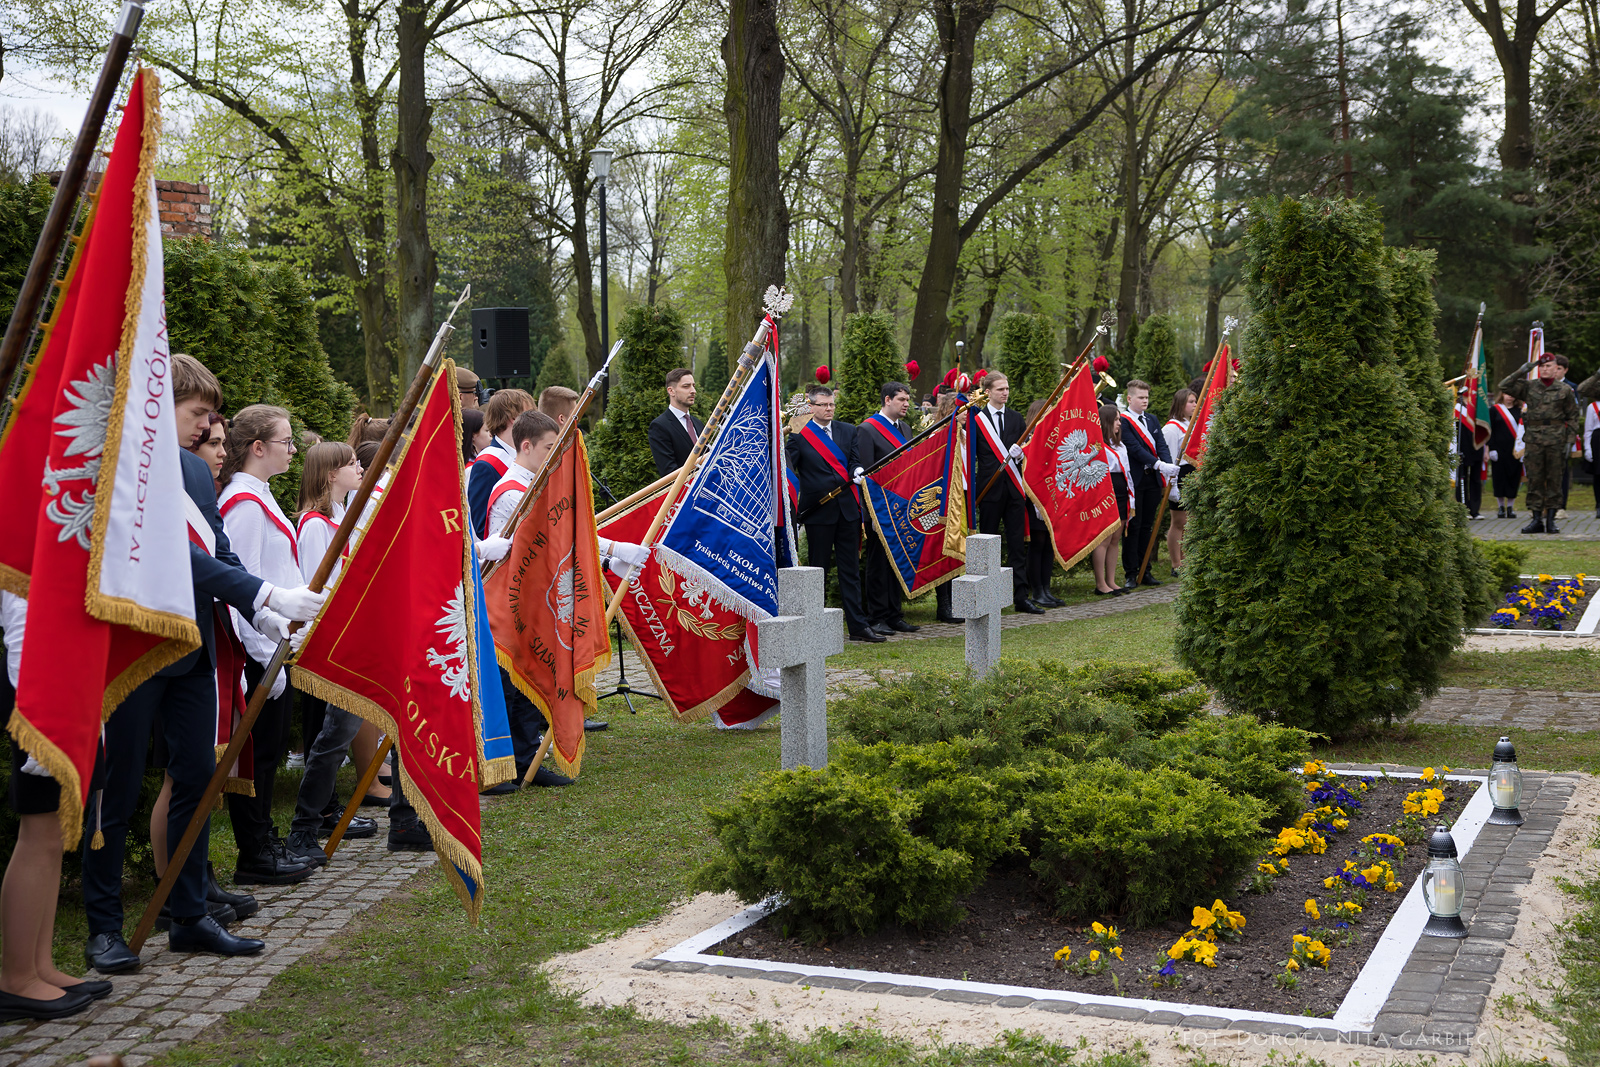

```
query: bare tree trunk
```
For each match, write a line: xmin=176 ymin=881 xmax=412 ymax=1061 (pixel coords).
xmin=969 ymin=273 xmax=1002 ymax=368
xmin=723 ymin=0 xmax=789 ymax=365
xmin=393 ymin=0 xmax=437 ymax=388
xmin=569 ymin=176 xmax=603 ymax=389
xmin=840 ymin=150 xmax=861 ymax=314
xmin=1114 ymin=3 xmax=1140 ymax=350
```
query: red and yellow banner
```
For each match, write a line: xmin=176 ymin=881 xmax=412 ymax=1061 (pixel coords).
xmin=1185 ymin=345 xmax=1233 ymax=468
xmin=1021 ymin=365 xmax=1119 ymax=570
xmin=485 ymin=435 xmax=610 ymax=776
xmin=290 ymin=362 xmax=483 ymax=919
xmin=861 ymin=413 xmax=966 ymax=598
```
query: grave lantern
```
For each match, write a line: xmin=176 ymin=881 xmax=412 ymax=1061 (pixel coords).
xmin=1421 ymin=825 xmax=1469 ymax=938
xmin=1486 ymin=735 xmax=1524 ymax=826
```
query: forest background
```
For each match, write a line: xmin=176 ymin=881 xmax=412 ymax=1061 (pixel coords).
xmin=2 ymin=0 xmax=1598 ymax=419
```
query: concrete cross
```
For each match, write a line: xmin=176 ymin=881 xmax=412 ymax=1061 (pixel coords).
xmin=754 ymin=567 xmax=843 ymax=769
xmin=951 ymin=533 xmax=1010 ymax=675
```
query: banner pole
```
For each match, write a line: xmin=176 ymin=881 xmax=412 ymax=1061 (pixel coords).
xmin=1136 ymin=335 xmax=1228 ymax=585
xmin=971 ymin=345 xmax=1098 ymax=509
xmin=323 ymin=737 xmax=393 ymax=858
xmin=129 ymin=287 xmax=472 ymax=952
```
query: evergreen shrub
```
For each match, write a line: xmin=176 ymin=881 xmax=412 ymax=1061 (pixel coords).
xmin=1475 ymin=540 xmax=1528 ymax=595
xmin=835 ymin=311 xmax=903 ymax=425
xmin=700 ymin=338 xmax=730 ymax=409
xmin=1030 ymin=760 xmax=1267 ymax=925
xmin=0 ymin=177 xmax=52 ymax=321
xmin=587 ymin=303 xmax=685 ymax=503
xmin=1145 ymin=716 xmax=1311 ymax=830
xmin=996 ymin=312 xmax=1058 ymax=410
xmin=1134 ymin=313 xmax=1186 ymax=418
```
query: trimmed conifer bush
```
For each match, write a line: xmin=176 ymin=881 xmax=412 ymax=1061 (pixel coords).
xmin=1174 ymin=197 xmax=1464 ymax=734
xmin=1134 ymin=312 xmax=1186 ymax=418
xmin=700 ymin=338 xmax=730 ymax=409
xmin=0 ymin=177 xmax=52 ymax=320
xmin=835 ymin=310 xmax=903 ymax=424
xmin=996 ymin=312 xmax=1058 ymax=410
xmin=587 ymin=302 xmax=686 ymax=503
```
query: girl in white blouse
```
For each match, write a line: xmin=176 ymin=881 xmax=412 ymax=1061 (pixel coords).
xmin=1093 ymin=403 xmax=1133 ymax=596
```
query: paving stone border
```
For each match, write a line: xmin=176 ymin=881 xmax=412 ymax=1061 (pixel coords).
xmin=636 ymin=767 xmax=1580 ymax=1055
xmin=0 ymin=834 xmax=437 ymax=1067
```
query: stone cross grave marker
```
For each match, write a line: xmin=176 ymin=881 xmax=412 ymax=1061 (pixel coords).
xmin=754 ymin=567 xmax=843 ymax=769
xmin=951 ymin=533 xmax=1009 ymax=675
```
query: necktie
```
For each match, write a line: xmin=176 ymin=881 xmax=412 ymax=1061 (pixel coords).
xmin=682 ymin=412 xmax=697 ymax=444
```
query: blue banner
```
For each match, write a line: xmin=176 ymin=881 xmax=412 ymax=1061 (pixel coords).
xmin=862 ymin=413 xmax=965 ymax=598
xmin=471 ymin=552 xmax=515 ymax=783
xmin=657 ymin=356 xmax=781 ymax=621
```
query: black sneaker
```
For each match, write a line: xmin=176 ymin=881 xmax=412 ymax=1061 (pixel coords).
xmin=319 ymin=812 xmax=378 ymax=838
xmin=529 ymin=765 xmax=574 ymax=788
xmin=388 ymin=821 xmax=434 ymax=853
xmin=285 ymin=831 xmax=329 ymax=868
xmin=480 ymin=780 xmax=520 ymax=796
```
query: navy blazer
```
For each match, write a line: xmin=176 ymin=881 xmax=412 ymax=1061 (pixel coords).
xmin=163 ymin=448 xmax=265 ymax=677
xmin=649 ymin=408 xmax=702 ymax=476
xmin=1120 ymin=410 xmax=1172 ymax=494
xmin=786 ymin=419 xmax=860 ymax=524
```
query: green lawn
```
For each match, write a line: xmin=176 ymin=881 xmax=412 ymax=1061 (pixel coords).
xmin=1511 ymin=540 xmax=1598 ymax=578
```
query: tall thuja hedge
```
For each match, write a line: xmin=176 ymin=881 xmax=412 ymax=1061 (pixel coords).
xmin=1135 ymin=313 xmax=1186 ymax=418
xmin=996 ymin=312 xmax=1058 ymax=410
xmin=1389 ymin=248 xmax=1495 ymax=625
xmin=0 ymin=177 xmax=52 ymax=322
xmin=700 ymin=338 xmax=730 ymax=414
xmin=587 ymin=302 xmax=685 ymax=504
xmin=1174 ymin=197 xmax=1458 ymax=734
xmin=835 ymin=311 xmax=902 ymax=424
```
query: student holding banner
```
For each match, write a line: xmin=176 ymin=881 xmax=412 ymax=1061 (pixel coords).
xmin=853 ymin=382 xmax=920 ymax=635
xmin=1119 ymin=380 xmax=1179 ymax=587
xmin=972 ymin=373 xmax=1043 ymax=614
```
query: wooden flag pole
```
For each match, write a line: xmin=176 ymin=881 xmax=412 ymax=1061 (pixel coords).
xmin=595 ymin=471 xmax=678 ymax=525
xmin=796 ymin=399 xmax=971 ymax=524
xmin=129 ymin=287 xmax=472 ymax=952
xmin=480 ymin=339 xmax=625 ymax=583
xmin=518 ymin=730 xmax=557 ymax=787
xmin=323 ymin=737 xmax=392 ymax=858
xmin=1135 ymin=336 xmax=1228 ymax=585
xmin=600 ymin=314 xmax=777 ymax=627
xmin=0 ymin=2 xmax=144 ymax=400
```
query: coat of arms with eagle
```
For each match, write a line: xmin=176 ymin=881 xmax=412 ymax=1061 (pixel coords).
xmin=1053 ymin=429 xmax=1110 ymax=497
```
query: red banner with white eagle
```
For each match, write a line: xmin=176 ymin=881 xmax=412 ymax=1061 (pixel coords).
xmin=1020 ymin=364 xmax=1119 ymax=569
xmin=289 ymin=362 xmax=483 ymax=919
xmin=484 ymin=434 xmax=611 ymax=775
xmin=0 ymin=69 xmax=200 ymax=847
xmin=1185 ymin=344 xmax=1233 ymax=467
xmin=597 ymin=479 xmax=778 ymax=729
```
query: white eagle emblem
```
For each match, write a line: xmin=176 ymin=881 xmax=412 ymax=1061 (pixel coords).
xmin=44 ymin=358 xmax=117 ymax=550
xmin=547 ymin=548 xmax=576 ymax=650
xmin=424 ymin=583 xmax=471 ymax=701
xmin=1053 ymin=429 xmax=1110 ymax=497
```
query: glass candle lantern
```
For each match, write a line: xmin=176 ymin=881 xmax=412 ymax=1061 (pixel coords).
xmin=1421 ymin=825 xmax=1469 ymax=938
xmin=1487 ymin=735 xmax=1524 ymax=826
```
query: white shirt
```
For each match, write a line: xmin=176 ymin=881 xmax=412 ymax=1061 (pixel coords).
xmin=220 ymin=472 xmax=303 ymax=667
xmin=1162 ymin=419 xmax=1189 ymax=466
xmin=1 ymin=591 xmax=25 ymax=688
xmin=1586 ymin=401 xmax=1599 ymax=463
xmin=811 ymin=419 xmax=832 ymax=439
xmin=673 ymin=407 xmax=698 ymax=441
xmin=297 ymin=503 xmax=346 ymax=586
xmin=486 ymin=464 xmax=536 ymax=539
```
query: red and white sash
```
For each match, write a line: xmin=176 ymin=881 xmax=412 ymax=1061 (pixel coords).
xmin=974 ymin=408 xmax=1026 ymax=495
xmin=182 ymin=495 xmax=254 ymax=794
xmin=1121 ymin=412 xmax=1170 ymax=488
xmin=219 ymin=491 xmax=300 ymax=565
xmin=485 ymin=475 xmax=529 ymax=535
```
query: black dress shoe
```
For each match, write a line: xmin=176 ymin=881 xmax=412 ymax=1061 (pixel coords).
xmin=208 ymin=863 xmax=259 ymax=920
xmin=583 ymin=718 xmax=608 ymax=731
xmin=480 ymin=780 xmax=519 ymax=796
xmin=849 ymin=629 xmax=887 ymax=643
xmin=169 ymin=914 xmax=265 ymax=957
xmin=56 ymin=978 xmax=112 ymax=1001
xmin=235 ymin=846 xmax=314 ymax=886
xmin=285 ymin=831 xmax=330 ymax=867
xmin=885 ymin=619 xmax=920 ymax=633
xmin=84 ymin=932 xmax=140 ymax=975
xmin=1013 ymin=599 xmax=1046 ymax=615
xmin=318 ymin=813 xmax=377 ymax=838
xmin=936 ymin=613 xmax=964 ymax=623
xmin=360 ymin=792 xmax=392 ymax=807
xmin=0 ymin=986 xmax=94 ymax=1022
xmin=1035 ymin=591 xmax=1065 ymax=607
xmin=1140 ymin=575 xmax=1163 ymax=586
xmin=530 ymin=765 xmax=574 ymax=787
xmin=155 ymin=900 xmax=238 ymax=931
xmin=388 ymin=821 xmax=434 ymax=852
xmin=870 ymin=622 xmax=895 ymax=635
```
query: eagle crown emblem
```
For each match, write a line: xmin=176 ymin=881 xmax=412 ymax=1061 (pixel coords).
xmin=1054 ymin=428 xmax=1110 ymax=496
xmin=424 ymin=583 xmax=471 ymax=702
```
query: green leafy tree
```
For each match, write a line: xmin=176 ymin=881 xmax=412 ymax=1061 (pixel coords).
xmin=700 ymin=338 xmax=730 ymax=409
xmin=0 ymin=176 xmax=51 ymax=320
xmin=1174 ymin=197 xmax=1461 ymax=735
xmin=835 ymin=310 xmax=903 ymax=425
xmin=588 ymin=303 xmax=685 ymax=503
xmin=1134 ymin=313 xmax=1185 ymax=418
xmin=535 ymin=344 xmax=580 ymax=395
xmin=996 ymin=312 xmax=1057 ymax=411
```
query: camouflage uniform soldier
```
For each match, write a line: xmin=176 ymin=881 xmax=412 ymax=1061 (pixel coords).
xmin=1500 ymin=353 xmax=1580 ymax=534
xmin=1581 ymin=369 xmax=1600 ymax=402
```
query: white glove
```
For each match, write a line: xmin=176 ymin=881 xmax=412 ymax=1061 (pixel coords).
xmin=477 ymin=535 xmax=513 ymax=563
xmin=604 ymin=540 xmax=650 ymax=581
xmin=1168 ymin=485 xmax=1181 ymax=504
xmin=289 ymin=624 xmax=309 ymax=654
xmin=852 ymin=466 xmax=866 ymax=486
xmin=1156 ymin=461 xmax=1180 ymax=479
xmin=1007 ymin=444 xmax=1024 ymax=461
xmin=251 ymin=606 xmax=292 ymax=642
xmin=1489 ymin=450 xmax=1498 ymax=461
xmin=1514 ymin=445 xmax=1525 ymax=459
xmin=267 ymin=584 xmax=327 ymax=623
xmin=268 ymin=668 xmax=286 ymax=700
xmin=19 ymin=753 xmax=51 ymax=778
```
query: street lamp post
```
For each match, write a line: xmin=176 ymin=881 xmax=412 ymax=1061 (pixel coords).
xmin=591 ymin=146 xmax=614 ymax=407
xmin=823 ymin=275 xmax=835 ymax=377
xmin=955 ymin=339 xmax=965 ymax=375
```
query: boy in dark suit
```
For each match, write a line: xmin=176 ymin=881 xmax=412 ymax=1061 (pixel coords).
xmin=1119 ymin=379 xmax=1179 ymax=587
xmin=648 ymin=368 xmax=702 ymax=476
xmin=786 ymin=385 xmax=880 ymax=642
xmin=854 ymin=381 xmax=919 ymax=634
xmin=972 ymin=373 xmax=1043 ymax=613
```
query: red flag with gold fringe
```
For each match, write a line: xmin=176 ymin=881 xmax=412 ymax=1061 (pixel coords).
xmin=1185 ymin=345 xmax=1233 ymax=467
xmin=289 ymin=362 xmax=484 ymax=919
xmin=1020 ymin=364 xmax=1119 ymax=569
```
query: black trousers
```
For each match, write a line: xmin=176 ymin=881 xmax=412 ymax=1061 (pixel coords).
xmin=83 ymin=661 xmax=216 ymax=932
xmin=227 ymin=659 xmax=293 ymax=861
xmin=1026 ymin=501 xmax=1053 ymax=593
xmin=297 ymin=689 xmax=326 ymax=757
xmin=979 ymin=491 xmax=1030 ymax=601
xmin=1123 ymin=480 xmax=1163 ymax=584
xmin=862 ymin=534 xmax=903 ymax=627
xmin=804 ymin=520 xmax=869 ymax=633
xmin=1456 ymin=452 xmax=1484 ymax=516
xmin=501 ymin=668 xmax=548 ymax=779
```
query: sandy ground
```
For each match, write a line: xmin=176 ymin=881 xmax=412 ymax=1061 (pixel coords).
xmin=545 ymin=773 xmax=1600 ymax=1066
xmin=1460 ymin=633 xmax=1600 ymax=651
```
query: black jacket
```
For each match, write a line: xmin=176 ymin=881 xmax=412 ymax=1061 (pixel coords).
xmin=163 ymin=447 xmax=266 ymax=677
xmin=787 ymin=419 xmax=860 ymax=524
xmin=648 ymin=408 xmax=702 ymax=476
xmin=972 ymin=406 xmax=1027 ymax=505
xmin=854 ymin=415 xmax=911 ymax=472
xmin=1119 ymin=409 xmax=1172 ymax=495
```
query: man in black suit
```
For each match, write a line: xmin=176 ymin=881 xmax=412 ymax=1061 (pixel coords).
xmin=84 ymin=355 xmax=326 ymax=974
xmin=854 ymin=381 xmax=919 ymax=635
xmin=786 ymin=384 xmax=881 ymax=642
xmin=648 ymin=368 xmax=702 ymax=476
xmin=1119 ymin=378 xmax=1179 ymax=587
xmin=973 ymin=373 xmax=1043 ymax=614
